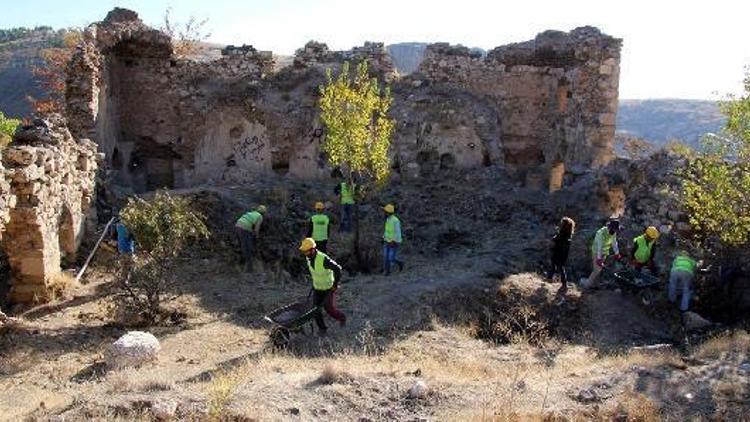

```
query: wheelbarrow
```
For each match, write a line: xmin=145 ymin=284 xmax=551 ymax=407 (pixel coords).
xmin=263 ymin=294 xmax=320 ymax=349
xmin=605 ymin=264 xmax=662 ymax=305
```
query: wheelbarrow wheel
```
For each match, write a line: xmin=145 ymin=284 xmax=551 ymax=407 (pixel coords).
xmin=270 ymin=327 xmax=291 ymax=350
xmin=639 ymin=289 xmax=654 ymax=306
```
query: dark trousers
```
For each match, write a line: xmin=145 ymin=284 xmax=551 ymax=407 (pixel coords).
xmin=548 ymin=259 xmax=568 ymax=287
xmin=315 ymin=240 xmax=328 ymax=253
xmin=313 ymin=288 xmax=345 ymax=330
xmin=235 ymin=227 xmax=254 ymax=270
xmin=340 ymin=204 xmax=353 ymax=232
xmin=383 ymin=243 xmax=404 ymax=275
xmin=633 ymin=260 xmax=658 ymax=274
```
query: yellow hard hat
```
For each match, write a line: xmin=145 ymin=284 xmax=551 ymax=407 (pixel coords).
xmin=314 ymin=202 xmax=325 ymax=211
xmin=299 ymin=237 xmax=316 ymax=252
xmin=257 ymin=205 xmax=267 ymax=214
xmin=646 ymin=226 xmax=659 ymax=239
xmin=383 ymin=204 xmax=395 ymax=214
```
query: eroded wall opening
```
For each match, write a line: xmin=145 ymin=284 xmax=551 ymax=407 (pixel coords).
xmin=101 ymin=39 xmax=177 ymax=192
xmin=549 ymin=161 xmax=565 ymax=192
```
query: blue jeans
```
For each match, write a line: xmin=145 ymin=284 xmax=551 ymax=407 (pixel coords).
xmin=236 ymin=227 xmax=255 ymax=270
xmin=669 ymin=270 xmax=693 ymax=311
xmin=383 ymin=243 xmax=403 ymax=275
xmin=340 ymin=204 xmax=353 ymax=232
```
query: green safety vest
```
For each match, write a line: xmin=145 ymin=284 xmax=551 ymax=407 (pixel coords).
xmin=340 ymin=182 xmax=355 ymax=205
xmin=237 ymin=211 xmax=262 ymax=230
xmin=384 ymin=215 xmax=401 ymax=243
xmin=672 ymin=255 xmax=697 ymax=275
xmin=307 ymin=252 xmax=335 ymax=290
xmin=633 ymin=234 xmax=655 ymax=264
xmin=311 ymin=213 xmax=330 ymax=241
xmin=591 ymin=226 xmax=615 ymax=257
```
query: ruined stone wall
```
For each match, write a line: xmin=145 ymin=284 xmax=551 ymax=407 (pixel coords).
xmin=0 ymin=116 xmax=98 ymax=303
xmin=65 ymin=8 xmax=620 ymax=194
xmin=416 ymin=27 xmax=621 ymax=188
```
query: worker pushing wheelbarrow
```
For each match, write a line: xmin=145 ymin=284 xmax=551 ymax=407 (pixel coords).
xmin=264 ymin=238 xmax=346 ymax=348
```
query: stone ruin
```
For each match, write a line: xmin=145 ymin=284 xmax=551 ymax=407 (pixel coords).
xmin=65 ymin=8 xmax=620 ymax=193
xmin=0 ymin=7 xmax=622 ymax=304
xmin=0 ymin=115 xmax=99 ymax=303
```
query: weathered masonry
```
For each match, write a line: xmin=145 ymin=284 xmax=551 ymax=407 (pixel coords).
xmin=66 ymin=8 xmax=620 ymax=193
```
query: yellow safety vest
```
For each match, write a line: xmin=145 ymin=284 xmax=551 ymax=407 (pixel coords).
xmin=307 ymin=252 xmax=335 ymax=290
xmin=311 ymin=214 xmax=329 ymax=241
xmin=384 ymin=215 xmax=401 ymax=243
xmin=237 ymin=211 xmax=262 ymax=231
xmin=672 ymin=255 xmax=697 ymax=275
xmin=633 ymin=235 xmax=655 ymax=264
xmin=340 ymin=182 xmax=355 ymax=205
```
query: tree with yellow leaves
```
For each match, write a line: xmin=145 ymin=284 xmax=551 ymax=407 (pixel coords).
xmin=319 ymin=61 xmax=395 ymax=268
xmin=681 ymin=71 xmax=750 ymax=246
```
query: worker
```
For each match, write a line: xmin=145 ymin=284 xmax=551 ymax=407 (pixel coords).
xmin=235 ymin=205 xmax=267 ymax=272
xmin=669 ymin=251 xmax=698 ymax=312
xmin=299 ymin=237 xmax=346 ymax=335
xmin=334 ymin=179 xmax=357 ymax=233
xmin=631 ymin=226 xmax=659 ymax=274
xmin=382 ymin=204 xmax=404 ymax=276
xmin=307 ymin=202 xmax=330 ymax=253
xmin=548 ymin=216 xmax=575 ymax=295
xmin=581 ymin=219 xmax=622 ymax=288
xmin=115 ymin=218 xmax=135 ymax=255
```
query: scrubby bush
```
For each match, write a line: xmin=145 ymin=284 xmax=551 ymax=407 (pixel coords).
xmin=680 ymin=71 xmax=750 ymax=247
xmin=118 ymin=191 xmax=209 ymax=324
xmin=0 ymin=111 xmax=20 ymax=150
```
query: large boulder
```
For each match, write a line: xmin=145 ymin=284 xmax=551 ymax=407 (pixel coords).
xmin=106 ymin=331 xmax=161 ymax=369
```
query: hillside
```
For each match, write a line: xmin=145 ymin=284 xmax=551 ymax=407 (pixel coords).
xmin=0 ymin=27 xmax=68 ymax=118
xmin=616 ymin=99 xmax=725 ymax=149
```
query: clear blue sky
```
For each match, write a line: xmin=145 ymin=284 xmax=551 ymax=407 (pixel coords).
xmin=2 ymin=0 xmax=748 ymax=100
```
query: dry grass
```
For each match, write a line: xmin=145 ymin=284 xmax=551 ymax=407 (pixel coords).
xmin=107 ymin=368 xmax=175 ymax=393
xmin=208 ymin=369 xmax=243 ymax=421
xmin=694 ymin=330 xmax=750 ymax=359
xmin=317 ymin=362 xmax=353 ymax=384
xmin=45 ymin=270 xmax=78 ymax=302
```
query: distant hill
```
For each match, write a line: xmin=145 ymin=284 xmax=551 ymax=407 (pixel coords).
xmin=616 ymin=99 xmax=725 ymax=150
xmin=0 ymin=27 xmax=68 ymax=118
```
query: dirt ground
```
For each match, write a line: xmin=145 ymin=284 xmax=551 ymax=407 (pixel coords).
xmin=1 ymin=173 xmax=749 ymax=421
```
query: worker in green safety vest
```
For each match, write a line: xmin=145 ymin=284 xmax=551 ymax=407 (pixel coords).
xmin=382 ymin=203 xmax=404 ymax=276
xmin=307 ymin=201 xmax=330 ymax=253
xmin=581 ymin=219 xmax=622 ymax=289
xmin=334 ymin=179 xmax=357 ymax=233
xmin=299 ymin=237 xmax=346 ymax=335
xmin=235 ymin=205 xmax=266 ymax=272
xmin=631 ymin=226 xmax=660 ymax=274
xmin=669 ymin=251 xmax=699 ymax=312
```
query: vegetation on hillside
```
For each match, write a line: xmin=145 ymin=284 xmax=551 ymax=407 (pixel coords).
xmin=680 ymin=72 xmax=750 ymax=246
xmin=0 ymin=110 xmax=21 ymax=149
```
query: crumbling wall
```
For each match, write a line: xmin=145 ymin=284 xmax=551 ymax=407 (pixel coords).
xmin=416 ymin=27 xmax=621 ymax=187
xmin=0 ymin=116 xmax=98 ymax=303
xmin=65 ymin=8 xmax=620 ymax=193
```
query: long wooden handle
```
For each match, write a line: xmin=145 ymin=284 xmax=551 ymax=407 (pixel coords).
xmin=76 ymin=216 xmax=116 ymax=283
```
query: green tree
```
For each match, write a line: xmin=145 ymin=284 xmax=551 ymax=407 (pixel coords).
xmin=681 ymin=72 xmax=750 ymax=246
xmin=0 ymin=111 xmax=21 ymax=150
xmin=318 ymin=61 xmax=395 ymax=268
xmin=118 ymin=191 xmax=210 ymax=323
